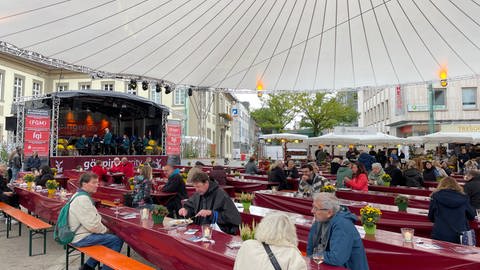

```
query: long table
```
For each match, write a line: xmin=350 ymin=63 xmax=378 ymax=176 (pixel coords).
xmin=369 ymin=185 xmax=434 ymax=197
xmin=226 ymin=177 xmax=277 ymax=193
xmin=335 ymin=189 xmax=431 ymax=209
xmin=253 ymin=190 xmax=480 ymax=246
xmin=14 ymin=187 xmax=67 ymax=223
xmin=239 ymin=204 xmax=480 ymax=270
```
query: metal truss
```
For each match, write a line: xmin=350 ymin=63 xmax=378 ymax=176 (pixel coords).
xmin=161 ymin=111 xmax=168 ymax=155
xmin=50 ymin=96 xmax=60 ymax=157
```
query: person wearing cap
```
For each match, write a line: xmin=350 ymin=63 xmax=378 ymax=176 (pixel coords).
xmin=336 ymin=160 xmax=353 ymax=188
xmin=187 ymin=161 xmax=204 ymax=183
xmin=245 ymin=156 xmax=259 ymax=175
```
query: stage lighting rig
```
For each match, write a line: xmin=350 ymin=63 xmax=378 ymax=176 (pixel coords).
xmin=142 ymin=81 xmax=149 ymax=91
xmin=155 ymin=83 xmax=162 ymax=93
xmin=165 ymin=85 xmax=172 ymax=94
xmin=128 ymin=79 xmax=137 ymax=90
xmin=188 ymin=87 xmax=193 ymax=96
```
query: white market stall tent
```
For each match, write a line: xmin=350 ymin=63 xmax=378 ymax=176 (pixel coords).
xmin=309 ymin=132 xmax=403 ymax=146
xmin=420 ymin=132 xmax=480 ymax=144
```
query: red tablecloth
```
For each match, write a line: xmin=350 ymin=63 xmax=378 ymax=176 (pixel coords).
xmin=239 ymin=204 xmax=480 ymax=270
xmin=424 ymin=181 xmax=464 ymax=188
xmin=335 ymin=190 xmax=431 ymax=209
xmin=226 ymin=177 xmax=275 ymax=193
xmin=14 ymin=187 xmax=66 ymax=223
xmin=369 ymin=185 xmax=434 ymax=197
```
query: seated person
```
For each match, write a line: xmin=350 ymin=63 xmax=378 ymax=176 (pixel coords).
xmin=307 ymin=193 xmax=369 ymax=270
xmin=244 ymin=156 xmax=259 ymax=175
xmin=121 ymin=157 xmax=135 ymax=179
xmin=34 ymin=165 xmax=54 ymax=187
xmin=344 ymin=162 xmax=369 ymax=191
xmin=0 ymin=164 xmax=19 ymax=208
xmin=268 ymin=161 xmax=291 ymax=190
xmin=298 ymin=164 xmax=329 ymax=196
xmin=368 ymin=163 xmax=385 ymax=185
xmin=132 ymin=165 xmax=153 ymax=208
xmin=25 ymin=152 xmax=41 ymax=171
xmin=179 ymin=172 xmax=241 ymax=235
xmin=91 ymin=160 xmax=108 ymax=183
xmin=69 ymin=173 xmax=124 ymax=270
xmin=161 ymin=164 xmax=187 ymax=217
xmin=285 ymin=159 xmax=299 ymax=179
xmin=109 ymin=157 xmax=123 ymax=173
xmin=209 ymin=165 xmax=227 ymax=185
xmin=234 ymin=213 xmax=306 ymax=269
xmin=187 ymin=161 xmax=204 ymax=184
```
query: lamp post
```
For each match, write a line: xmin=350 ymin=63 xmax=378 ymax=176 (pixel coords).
xmin=428 ymin=83 xmax=434 ymax=134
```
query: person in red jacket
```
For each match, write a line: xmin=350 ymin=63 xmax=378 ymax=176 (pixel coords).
xmin=109 ymin=157 xmax=123 ymax=173
xmin=344 ymin=162 xmax=368 ymax=191
xmin=91 ymin=160 xmax=108 ymax=183
xmin=121 ymin=157 xmax=135 ymax=179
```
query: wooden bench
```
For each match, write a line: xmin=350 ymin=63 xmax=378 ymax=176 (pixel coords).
xmin=66 ymin=244 xmax=155 ymax=270
xmin=0 ymin=202 xmax=52 ymax=256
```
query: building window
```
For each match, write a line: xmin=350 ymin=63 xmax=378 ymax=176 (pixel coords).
xmin=102 ymin=82 xmax=114 ymax=91
xmin=462 ymin=87 xmax=477 ymax=109
xmin=174 ymin=88 xmax=186 ymax=106
xmin=149 ymin=85 xmax=161 ymax=103
xmin=0 ymin=70 xmax=4 ymax=101
xmin=433 ymin=88 xmax=446 ymax=106
xmin=13 ymin=76 xmax=24 ymax=101
xmin=79 ymin=83 xmax=91 ymax=90
xmin=56 ymin=83 xmax=68 ymax=92
xmin=32 ymin=81 xmax=42 ymax=96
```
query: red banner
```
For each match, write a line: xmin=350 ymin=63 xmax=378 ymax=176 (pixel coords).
xmin=24 ymin=109 xmax=50 ymax=157
xmin=166 ymin=121 xmax=182 ymax=155
xmin=50 ymin=155 xmax=168 ymax=172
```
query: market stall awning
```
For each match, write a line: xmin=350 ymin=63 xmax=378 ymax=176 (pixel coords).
xmin=421 ymin=132 xmax=480 ymax=144
xmin=309 ymin=132 xmax=403 ymax=145
xmin=1 ymin=0 xmax=480 ymax=91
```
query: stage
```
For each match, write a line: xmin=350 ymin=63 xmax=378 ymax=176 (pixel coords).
xmin=50 ymin=155 xmax=168 ymax=172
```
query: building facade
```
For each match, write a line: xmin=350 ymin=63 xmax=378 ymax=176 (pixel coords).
xmin=358 ymin=77 xmax=480 ymax=136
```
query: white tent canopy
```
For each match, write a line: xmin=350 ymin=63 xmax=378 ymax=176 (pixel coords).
xmin=1 ymin=0 xmax=480 ymax=91
xmin=309 ymin=132 xmax=403 ymax=145
xmin=259 ymin=133 xmax=308 ymax=141
xmin=421 ymin=132 xmax=480 ymax=144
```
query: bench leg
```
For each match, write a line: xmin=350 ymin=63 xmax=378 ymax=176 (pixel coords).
xmin=6 ymin=216 xmax=10 ymax=238
xmin=127 ymin=245 xmax=131 ymax=257
xmin=81 ymin=252 xmax=85 ymax=265
xmin=18 ymin=222 xmax=22 ymax=237
xmin=65 ymin=245 xmax=70 ymax=270
xmin=43 ymin=229 xmax=47 ymax=254
xmin=29 ymin=230 xmax=32 ymax=256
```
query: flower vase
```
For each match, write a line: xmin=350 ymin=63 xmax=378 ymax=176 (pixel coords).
xmin=384 ymin=182 xmax=391 ymax=187
xmin=48 ymin=189 xmax=56 ymax=197
xmin=242 ymin=201 xmax=251 ymax=212
xmin=27 ymin=182 xmax=33 ymax=189
xmin=152 ymin=215 xmax=165 ymax=225
xmin=363 ymin=224 xmax=376 ymax=235
xmin=397 ymin=203 xmax=408 ymax=212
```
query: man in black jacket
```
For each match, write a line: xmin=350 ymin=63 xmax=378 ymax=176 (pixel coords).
xmin=162 ymin=164 xmax=187 ymax=218
xmin=464 ymin=170 xmax=480 ymax=209
xmin=0 ymin=164 xmax=19 ymax=208
xmin=179 ymin=172 xmax=241 ymax=235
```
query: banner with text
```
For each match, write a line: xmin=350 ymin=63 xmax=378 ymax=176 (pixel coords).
xmin=24 ymin=109 xmax=50 ymax=157
xmin=166 ymin=120 xmax=182 ymax=155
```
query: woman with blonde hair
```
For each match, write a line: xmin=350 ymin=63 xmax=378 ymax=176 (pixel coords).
xmin=234 ymin=213 xmax=306 ymax=270
xmin=428 ymin=177 xmax=476 ymax=243
xmin=132 ymin=165 xmax=153 ymax=208
xmin=432 ymin=160 xmax=448 ymax=178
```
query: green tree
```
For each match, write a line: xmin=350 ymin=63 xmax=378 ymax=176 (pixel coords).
xmin=296 ymin=93 xmax=358 ymax=136
xmin=251 ymin=93 xmax=298 ymax=133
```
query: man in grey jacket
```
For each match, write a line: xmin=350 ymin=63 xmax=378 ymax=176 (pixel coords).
xmin=69 ymin=173 xmax=124 ymax=270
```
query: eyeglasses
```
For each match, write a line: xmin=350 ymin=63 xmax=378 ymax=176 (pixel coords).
xmin=312 ymin=206 xmax=330 ymax=211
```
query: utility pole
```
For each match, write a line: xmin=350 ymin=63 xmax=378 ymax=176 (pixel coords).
xmin=428 ymin=83 xmax=435 ymax=134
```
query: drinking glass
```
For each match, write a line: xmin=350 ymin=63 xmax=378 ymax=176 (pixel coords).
xmin=312 ymin=247 xmax=324 ymax=270
xmin=401 ymin=228 xmax=415 ymax=242
xmin=113 ymin=198 xmax=121 ymax=215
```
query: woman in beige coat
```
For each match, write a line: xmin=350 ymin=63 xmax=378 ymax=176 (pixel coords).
xmin=234 ymin=213 xmax=306 ymax=270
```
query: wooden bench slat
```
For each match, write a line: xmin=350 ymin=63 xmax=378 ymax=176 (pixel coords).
xmin=3 ymin=208 xmax=52 ymax=230
xmin=0 ymin=201 xmax=15 ymax=211
xmin=75 ymin=245 xmax=155 ymax=270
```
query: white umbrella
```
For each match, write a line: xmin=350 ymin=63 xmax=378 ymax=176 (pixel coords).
xmin=309 ymin=132 xmax=402 ymax=145
xmin=259 ymin=133 xmax=308 ymax=142
xmin=403 ymin=136 xmax=424 ymax=145
xmin=421 ymin=132 xmax=478 ymax=144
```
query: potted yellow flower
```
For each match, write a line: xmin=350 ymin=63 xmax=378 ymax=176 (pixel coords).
xmin=239 ymin=220 xmax=256 ymax=241
xmin=46 ymin=180 xmax=59 ymax=196
xmin=381 ymin=174 xmax=392 ymax=187
xmin=128 ymin=177 xmax=135 ymax=190
xmin=24 ymin=173 xmax=35 ymax=189
xmin=145 ymin=146 xmax=153 ymax=155
xmin=239 ymin=192 xmax=255 ymax=211
xmin=150 ymin=204 xmax=169 ymax=225
xmin=360 ymin=205 xmax=382 ymax=235
xmin=320 ymin=185 xmax=336 ymax=193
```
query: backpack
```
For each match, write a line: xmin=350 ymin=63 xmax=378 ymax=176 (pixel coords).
xmin=53 ymin=191 xmax=88 ymax=245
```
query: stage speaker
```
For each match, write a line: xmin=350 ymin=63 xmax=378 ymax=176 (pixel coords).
xmin=148 ymin=107 xmax=155 ymax=118
xmin=5 ymin=116 xmax=17 ymax=131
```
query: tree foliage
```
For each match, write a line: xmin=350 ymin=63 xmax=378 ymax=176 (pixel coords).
xmin=251 ymin=93 xmax=299 ymax=133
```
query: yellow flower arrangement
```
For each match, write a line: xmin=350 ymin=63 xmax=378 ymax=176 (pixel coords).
xmin=360 ymin=205 xmax=382 ymax=227
xmin=320 ymin=185 xmax=336 ymax=193
xmin=128 ymin=177 xmax=135 ymax=185
xmin=57 ymin=144 xmax=65 ymax=150
xmin=46 ymin=180 xmax=59 ymax=190
xmin=145 ymin=146 xmax=153 ymax=151
xmin=148 ymin=139 xmax=156 ymax=146
xmin=239 ymin=192 xmax=255 ymax=203
xmin=23 ymin=174 xmax=35 ymax=183
xmin=66 ymin=145 xmax=76 ymax=150
xmin=51 ymin=168 xmax=58 ymax=175
xmin=58 ymin=138 xmax=68 ymax=145
xmin=240 ymin=220 xmax=256 ymax=241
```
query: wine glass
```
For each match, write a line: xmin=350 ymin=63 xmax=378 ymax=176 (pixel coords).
xmin=312 ymin=247 xmax=324 ymax=270
xmin=113 ymin=198 xmax=121 ymax=215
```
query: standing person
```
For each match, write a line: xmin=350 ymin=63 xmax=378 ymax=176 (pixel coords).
xmin=428 ymin=177 xmax=476 ymax=244
xmin=132 ymin=165 xmax=153 ymax=208
xmin=88 ymin=134 xmax=101 ymax=155
xmin=423 ymin=161 xmax=437 ymax=182
xmin=298 ymin=164 xmax=329 ymax=196
xmin=267 ymin=161 xmax=290 ymax=190
xmin=69 ymin=173 xmax=124 ymax=270
xmin=358 ymin=151 xmax=376 ymax=172
xmin=120 ymin=134 xmax=130 ymax=155
xmin=464 ymin=170 xmax=480 ymax=210
xmin=307 ymin=193 xmax=369 ymax=270
xmin=102 ymin=128 xmax=113 ymax=155
xmin=336 ymin=160 xmax=353 ymax=188
xmin=162 ymin=164 xmax=187 ymax=217
xmin=25 ymin=151 xmax=41 ymax=171
xmin=178 ymin=172 xmax=241 ymax=235
xmin=344 ymin=162 xmax=369 ymax=191
xmin=9 ymin=147 xmax=22 ymax=183
xmin=315 ymin=146 xmax=328 ymax=165
xmin=376 ymin=149 xmax=387 ymax=169
xmin=244 ymin=156 xmax=259 ymax=175
xmin=76 ymin=134 xmax=87 ymax=155
xmin=234 ymin=213 xmax=306 ymax=270
xmin=458 ymin=148 xmax=470 ymax=174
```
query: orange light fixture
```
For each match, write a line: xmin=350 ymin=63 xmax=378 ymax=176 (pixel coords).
xmin=257 ymin=80 xmax=264 ymax=97
xmin=439 ymin=68 xmax=447 ymax=87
